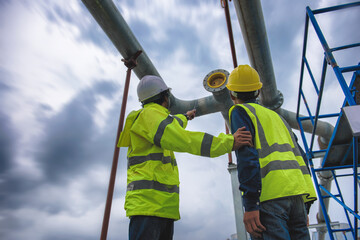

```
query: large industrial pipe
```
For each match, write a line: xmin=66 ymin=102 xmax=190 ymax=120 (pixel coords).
xmin=81 ymin=0 xmax=232 ymax=122
xmin=232 ymin=0 xmax=282 ymax=110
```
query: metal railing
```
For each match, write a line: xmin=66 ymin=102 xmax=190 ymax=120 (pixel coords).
xmin=296 ymin=2 xmax=360 ymax=239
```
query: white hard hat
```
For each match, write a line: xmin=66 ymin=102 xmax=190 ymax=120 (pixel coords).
xmin=137 ymin=75 xmax=171 ymax=102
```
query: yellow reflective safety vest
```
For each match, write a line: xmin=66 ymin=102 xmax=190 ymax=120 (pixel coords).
xmin=229 ymin=103 xmax=317 ymax=204
xmin=118 ymin=103 xmax=234 ymax=220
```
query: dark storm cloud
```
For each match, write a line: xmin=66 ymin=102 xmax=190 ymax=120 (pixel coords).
xmin=0 ymin=79 xmax=123 ymax=211
xmin=121 ymin=1 xmax=221 ymax=72
xmin=0 ymin=0 xmax=15 ymax=9
xmin=0 ymin=120 xmax=21 ymax=209
xmin=0 ymin=79 xmax=16 ymax=174
xmin=36 ymin=80 xmax=120 ymax=183
xmin=133 ymin=21 xmax=214 ymax=68
xmin=0 ymin=72 xmax=16 ymax=174
xmin=0 ymin=80 xmax=29 ymax=210
xmin=0 ymin=112 xmax=15 ymax=173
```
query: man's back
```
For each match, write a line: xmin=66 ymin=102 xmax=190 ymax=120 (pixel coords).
xmin=119 ymin=103 xmax=181 ymax=220
xmin=230 ymin=102 xmax=316 ymax=203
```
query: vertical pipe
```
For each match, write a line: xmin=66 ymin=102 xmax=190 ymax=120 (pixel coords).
xmin=228 ymin=165 xmax=248 ymax=240
xmin=232 ymin=0 xmax=283 ymax=110
xmin=222 ymin=0 xmax=238 ymax=68
xmin=100 ymin=67 xmax=133 ymax=240
xmin=313 ymin=172 xmax=335 ymax=240
xmin=225 ymin=127 xmax=234 ymax=165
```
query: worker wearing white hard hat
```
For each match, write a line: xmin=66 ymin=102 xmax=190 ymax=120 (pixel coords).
xmin=118 ymin=75 xmax=253 ymax=240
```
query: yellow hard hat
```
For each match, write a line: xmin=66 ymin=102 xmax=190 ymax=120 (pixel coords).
xmin=226 ymin=65 xmax=262 ymax=92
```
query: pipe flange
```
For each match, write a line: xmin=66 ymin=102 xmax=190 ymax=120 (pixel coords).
xmin=203 ymin=69 xmax=230 ymax=93
xmin=267 ymin=90 xmax=284 ymax=110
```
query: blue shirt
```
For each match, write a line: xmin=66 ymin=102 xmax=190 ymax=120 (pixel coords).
xmin=230 ymin=100 xmax=261 ymax=211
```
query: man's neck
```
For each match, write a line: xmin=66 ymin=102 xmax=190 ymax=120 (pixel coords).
xmin=161 ymin=97 xmax=169 ymax=109
xmin=234 ymin=99 xmax=245 ymax=104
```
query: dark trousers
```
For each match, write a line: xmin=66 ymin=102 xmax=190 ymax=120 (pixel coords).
xmin=129 ymin=216 xmax=174 ymax=240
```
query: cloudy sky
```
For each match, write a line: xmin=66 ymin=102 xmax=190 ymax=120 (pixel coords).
xmin=1 ymin=0 xmax=359 ymax=239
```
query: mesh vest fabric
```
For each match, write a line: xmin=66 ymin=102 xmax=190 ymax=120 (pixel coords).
xmin=229 ymin=103 xmax=317 ymax=203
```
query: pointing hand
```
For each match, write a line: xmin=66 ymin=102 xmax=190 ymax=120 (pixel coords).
xmin=186 ymin=109 xmax=196 ymax=120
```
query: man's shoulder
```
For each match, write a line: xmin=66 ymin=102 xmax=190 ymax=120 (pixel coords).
xmin=243 ymin=103 xmax=276 ymax=115
xmin=230 ymin=105 xmax=252 ymax=124
xmin=127 ymin=109 xmax=143 ymax=120
xmin=140 ymin=104 xmax=170 ymax=122
xmin=231 ymin=104 xmax=251 ymax=115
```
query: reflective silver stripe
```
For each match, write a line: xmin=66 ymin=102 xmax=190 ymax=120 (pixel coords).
xmin=277 ymin=114 xmax=303 ymax=157
xmin=242 ymin=104 xmax=301 ymax=158
xmin=201 ymin=133 xmax=213 ymax=157
xmin=128 ymin=153 xmax=176 ymax=168
xmin=127 ymin=180 xmax=179 ymax=194
xmin=173 ymin=116 xmax=184 ymax=128
xmin=300 ymin=165 xmax=310 ymax=175
xmin=261 ymin=160 xmax=303 ymax=178
xmin=154 ymin=116 xmax=174 ymax=147
xmin=258 ymin=142 xmax=294 ymax=159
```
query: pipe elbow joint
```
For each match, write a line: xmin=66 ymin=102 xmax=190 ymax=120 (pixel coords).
xmin=262 ymin=90 xmax=284 ymax=110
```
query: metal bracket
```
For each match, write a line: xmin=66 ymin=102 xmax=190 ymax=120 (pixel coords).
xmin=121 ymin=50 xmax=142 ymax=69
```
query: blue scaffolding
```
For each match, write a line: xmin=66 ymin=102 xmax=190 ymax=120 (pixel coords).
xmin=296 ymin=2 xmax=360 ymax=240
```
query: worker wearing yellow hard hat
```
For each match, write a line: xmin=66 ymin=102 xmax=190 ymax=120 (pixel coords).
xmin=226 ymin=65 xmax=317 ymax=239
xmin=118 ymin=75 xmax=253 ymax=240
